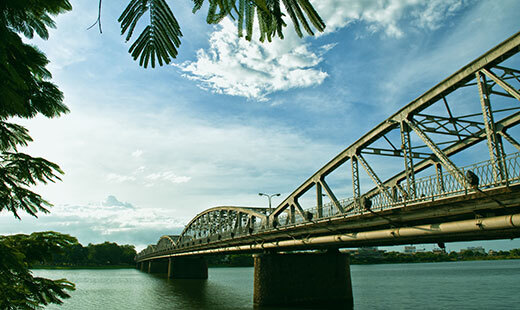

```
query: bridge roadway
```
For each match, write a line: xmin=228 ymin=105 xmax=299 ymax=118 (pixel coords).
xmin=135 ymin=31 xmax=520 ymax=307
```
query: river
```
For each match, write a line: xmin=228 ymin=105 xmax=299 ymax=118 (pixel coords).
xmin=35 ymin=259 xmax=520 ymax=309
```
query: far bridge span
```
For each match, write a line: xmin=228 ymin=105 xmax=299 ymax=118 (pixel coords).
xmin=136 ymin=31 xmax=520 ymax=308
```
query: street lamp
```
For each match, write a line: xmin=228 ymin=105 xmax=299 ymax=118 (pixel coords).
xmin=258 ymin=192 xmax=280 ymax=214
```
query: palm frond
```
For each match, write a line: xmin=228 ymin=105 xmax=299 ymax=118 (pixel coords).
xmin=119 ymin=0 xmax=182 ymax=68
xmin=192 ymin=0 xmax=205 ymax=13
xmin=118 ymin=0 xmax=324 ymax=67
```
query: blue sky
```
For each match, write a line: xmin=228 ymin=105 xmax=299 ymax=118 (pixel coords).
xmin=1 ymin=0 xmax=520 ymax=252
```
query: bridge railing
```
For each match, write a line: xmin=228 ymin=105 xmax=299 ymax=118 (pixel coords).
xmin=136 ymin=152 xmax=520 ymax=261
xmin=276 ymin=152 xmax=520 ymax=227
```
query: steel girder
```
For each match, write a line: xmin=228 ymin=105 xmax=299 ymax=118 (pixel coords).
xmin=137 ymin=30 xmax=520 ymax=260
xmin=267 ymin=30 xmax=520 ymax=223
xmin=176 ymin=206 xmax=268 ymax=246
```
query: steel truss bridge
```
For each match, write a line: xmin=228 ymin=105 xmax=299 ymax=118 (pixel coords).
xmin=137 ymin=31 xmax=520 ymax=263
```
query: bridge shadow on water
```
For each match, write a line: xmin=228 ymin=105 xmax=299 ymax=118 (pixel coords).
xmin=254 ymin=303 xmax=354 ymax=310
xmin=146 ymin=271 xmax=353 ymax=310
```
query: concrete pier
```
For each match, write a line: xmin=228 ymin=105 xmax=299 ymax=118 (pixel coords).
xmin=253 ymin=251 xmax=353 ymax=308
xmin=168 ymin=256 xmax=208 ymax=279
xmin=148 ymin=259 xmax=169 ymax=274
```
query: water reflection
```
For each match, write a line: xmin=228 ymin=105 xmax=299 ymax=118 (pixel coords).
xmin=147 ymin=271 xmax=353 ymax=310
xmin=143 ymin=269 xmax=254 ymax=309
xmin=35 ymin=260 xmax=520 ymax=310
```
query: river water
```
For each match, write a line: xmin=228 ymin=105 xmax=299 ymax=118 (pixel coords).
xmin=35 ymin=259 xmax=520 ymax=309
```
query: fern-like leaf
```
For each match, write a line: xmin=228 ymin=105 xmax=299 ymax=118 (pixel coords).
xmin=119 ymin=0 xmax=182 ymax=68
xmin=118 ymin=0 xmax=324 ymax=67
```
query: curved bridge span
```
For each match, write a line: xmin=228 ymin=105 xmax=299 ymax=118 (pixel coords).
xmin=138 ymin=31 xmax=520 ymax=262
xmin=135 ymin=30 xmax=520 ymax=308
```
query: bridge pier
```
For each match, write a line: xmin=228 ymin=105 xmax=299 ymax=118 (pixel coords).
xmin=148 ymin=259 xmax=169 ymax=274
xmin=253 ymin=250 xmax=353 ymax=308
xmin=168 ymin=256 xmax=208 ymax=279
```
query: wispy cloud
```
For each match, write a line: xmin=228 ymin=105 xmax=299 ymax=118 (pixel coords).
xmin=106 ymin=173 xmax=136 ymax=183
xmin=175 ymin=19 xmax=331 ymax=101
xmin=314 ymin=0 xmax=468 ymax=36
xmin=175 ymin=0 xmax=468 ymax=101
xmin=0 ymin=195 xmax=186 ymax=250
xmin=131 ymin=149 xmax=143 ymax=158
xmin=145 ymin=171 xmax=191 ymax=185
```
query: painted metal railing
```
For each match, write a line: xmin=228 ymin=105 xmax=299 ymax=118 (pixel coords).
xmin=280 ymin=152 xmax=520 ymax=226
xmin=136 ymin=152 xmax=520 ymax=261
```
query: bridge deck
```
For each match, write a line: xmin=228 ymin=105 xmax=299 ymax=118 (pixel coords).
xmin=137 ymin=30 xmax=520 ymax=262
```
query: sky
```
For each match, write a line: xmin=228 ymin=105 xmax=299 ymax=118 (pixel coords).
xmin=1 ymin=0 xmax=520 ymax=252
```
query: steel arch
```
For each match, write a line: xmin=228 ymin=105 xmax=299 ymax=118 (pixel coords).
xmin=137 ymin=30 xmax=520 ymax=261
xmin=175 ymin=206 xmax=268 ymax=247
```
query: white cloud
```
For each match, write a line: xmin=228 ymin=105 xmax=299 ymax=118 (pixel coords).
xmin=107 ymin=169 xmax=191 ymax=187
xmin=102 ymin=195 xmax=134 ymax=209
xmin=106 ymin=173 xmax=136 ymax=183
xmin=145 ymin=171 xmax=191 ymax=185
xmin=411 ymin=0 xmax=465 ymax=31
xmin=175 ymin=19 xmax=330 ymax=101
xmin=313 ymin=0 xmax=467 ymax=36
xmin=175 ymin=0 xmax=467 ymax=101
xmin=131 ymin=149 xmax=143 ymax=158
xmin=0 ymin=195 xmax=187 ymax=250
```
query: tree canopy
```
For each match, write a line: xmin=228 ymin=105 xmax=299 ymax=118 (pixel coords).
xmin=0 ymin=0 xmax=71 ymax=220
xmin=1 ymin=0 xmax=74 ymax=308
xmin=0 ymin=232 xmax=76 ymax=309
xmin=114 ymin=0 xmax=325 ymax=68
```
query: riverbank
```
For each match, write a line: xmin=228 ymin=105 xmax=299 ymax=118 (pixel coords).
xmin=33 ymin=260 xmax=520 ymax=309
xmin=206 ymin=250 xmax=520 ymax=267
xmin=35 ymin=250 xmax=520 ymax=269
xmin=32 ymin=265 xmax=135 ymax=270
xmin=349 ymin=252 xmax=520 ymax=265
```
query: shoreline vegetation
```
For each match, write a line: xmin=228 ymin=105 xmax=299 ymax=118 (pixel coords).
xmin=34 ymin=249 xmax=520 ymax=269
xmin=31 ymin=240 xmax=137 ymax=269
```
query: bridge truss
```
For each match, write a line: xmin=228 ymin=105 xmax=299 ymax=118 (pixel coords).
xmin=137 ymin=31 xmax=520 ymax=262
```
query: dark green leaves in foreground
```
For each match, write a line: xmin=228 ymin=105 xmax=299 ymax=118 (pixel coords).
xmin=0 ymin=151 xmax=64 ymax=219
xmin=119 ymin=0 xmax=182 ymax=68
xmin=119 ymin=0 xmax=326 ymax=68
xmin=0 ymin=232 xmax=77 ymax=310
xmin=1 ymin=0 xmax=69 ymax=220
xmin=1 ymin=1 xmax=73 ymax=309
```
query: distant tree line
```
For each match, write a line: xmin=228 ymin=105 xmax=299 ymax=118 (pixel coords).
xmin=179 ymin=248 xmax=520 ymax=268
xmin=35 ymin=240 xmax=136 ymax=268
xmin=207 ymin=254 xmax=254 ymax=267
xmin=350 ymin=249 xmax=520 ymax=265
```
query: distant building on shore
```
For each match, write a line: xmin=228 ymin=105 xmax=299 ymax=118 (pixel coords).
xmin=464 ymin=246 xmax=485 ymax=254
xmin=404 ymin=246 xmax=416 ymax=254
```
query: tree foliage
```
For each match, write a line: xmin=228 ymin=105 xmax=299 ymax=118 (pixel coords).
xmin=0 ymin=232 xmax=77 ymax=309
xmin=47 ymin=241 xmax=137 ymax=267
xmin=116 ymin=0 xmax=325 ymax=68
xmin=0 ymin=0 xmax=71 ymax=220
xmin=1 ymin=1 xmax=74 ymax=308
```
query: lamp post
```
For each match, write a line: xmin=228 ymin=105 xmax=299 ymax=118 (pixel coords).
xmin=258 ymin=192 xmax=280 ymax=214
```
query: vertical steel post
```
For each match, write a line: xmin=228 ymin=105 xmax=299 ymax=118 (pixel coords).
xmin=400 ymin=121 xmax=416 ymax=199
xmin=435 ymin=162 xmax=445 ymax=194
xmin=351 ymin=156 xmax=360 ymax=210
xmin=406 ymin=119 xmax=467 ymax=187
xmin=236 ymin=212 xmax=242 ymax=234
xmin=476 ymin=71 xmax=507 ymax=184
xmin=217 ymin=211 xmax=222 ymax=236
xmin=316 ymin=182 xmax=323 ymax=218
xmin=227 ymin=210 xmax=232 ymax=233
xmin=356 ymin=154 xmax=395 ymax=205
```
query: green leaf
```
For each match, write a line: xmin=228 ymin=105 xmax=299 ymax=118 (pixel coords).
xmin=119 ymin=0 xmax=182 ymax=68
xmin=118 ymin=0 xmax=325 ymax=66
